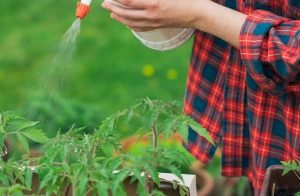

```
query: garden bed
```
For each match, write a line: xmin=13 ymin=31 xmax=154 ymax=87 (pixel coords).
xmin=63 ymin=173 xmax=196 ymax=196
xmin=0 ymin=99 xmax=212 ymax=195
xmin=23 ymin=171 xmax=196 ymax=196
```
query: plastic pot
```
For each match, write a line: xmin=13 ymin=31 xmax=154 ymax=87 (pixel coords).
xmin=261 ymin=165 xmax=300 ymax=196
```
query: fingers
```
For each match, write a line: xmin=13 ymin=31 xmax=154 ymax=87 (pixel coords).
xmin=111 ymin=13 xmax=159 ymax=31
xmin=112 ymin=0 xmax=156 ymax=9
xmin=102 ymin=0 xmax=163 ymax=31
xmin=102 ymin=1 xmax=147 ymax=20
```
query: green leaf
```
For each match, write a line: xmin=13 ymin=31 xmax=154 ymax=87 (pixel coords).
xmin=0 ymin=134 xmax=4 ymax=155
xmin=16 ymin=134 xmax=29 ymax=154
xmin=95 ymin=182 xmax=109 ymax=196
xmin=167 ymin=166 xmax=182 ymax=181
xmin=143 ymin=163 xmax=160 ymax=185
xmin=148 ymin=111 xmax=159 ymax=129
xmin=25 ymin=168 xmax=33 ymax=190
xmin=14 ymin=167 xmax=25 ymax=185
xmin=188 ymin=119 xmax=214 ymax=145
xmin=0 ymin=125 xmax=4 ymax=134
xmin=114 ymin=183 xmax=127 ymax=196
xmin=76 ymin=174 xmax=87 ymax=196
xmin=22 ymin=129 xmax=49 ymax=143
xmin=281 ymin=160 xmax=300 ymax=176
xmin=111 ymin=170 xmax=130 ymax=195
xmin=14 ymin=121 xmax=39 ymax=132
xmin=131 ymin=168 xmax=145 ymax=187
xmin=161 ymin=118 xmax=175 ymax=136
xmin=282 ymin=167 xmax=292 ymax=176
xmin=0 ymin=171 xmax=9 ymax=186
xmin=125 ymin=109 xmax=133 ymax=123
xmin=50 ymin=174 xmax=59 ymax=186
xmin=294 ymin=192 xmax=300 ymax=196
xmin=172 ymin=180 xmax=178 ymax=190
xmin=99 ymin=116 xmax=116 ymax=138
xmin=39 ymin=169 xmax=54 ymax=190
xmin=281 ymin=161 xmax=289 ymax=166
xmin=7 ymin=184 xmax=26 ymax=195
xmin=129 ymin=175 xmax=138 ymax=184
xmin=178 ymin=124 xmax=188 ymax=143
xmin=101 ymin=143 xmax=115 ymax=157
xmin=179 ymin=184 xmax=189 ymax=196
xmin=151 ymin=189 xmax=165 ymax=196
xmin=107 ymin=157 xmax=122 ymax=171
xmin=136 ymin=181 xmax=148 ymax=196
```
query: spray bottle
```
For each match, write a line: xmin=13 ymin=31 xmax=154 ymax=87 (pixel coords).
xmin=75 ymin=0 xmax=194 ymax=51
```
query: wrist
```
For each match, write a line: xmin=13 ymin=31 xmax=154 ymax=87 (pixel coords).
xmin=189 ymin=0 xmax=214 ymax=30
xmin=189 ymin=0 xmax=247 ymax=48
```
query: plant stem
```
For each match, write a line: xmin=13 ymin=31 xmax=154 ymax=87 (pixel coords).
xmin=91 ymin=138 xmax=98 ymax=159
xmin=72 ymin=183 xmax=76 ymax=196
xmin=151 ymin=122 xmax=158 ymax=169
xmin=145 ymin=172 xmax=150 ymax=194
xmin=293 ymin=170 xmax=300 ymax=181
xmin=152 ymin=123 xmax=158 ymax=150
xmin=149 ymin=122 xmax=158 ymax=193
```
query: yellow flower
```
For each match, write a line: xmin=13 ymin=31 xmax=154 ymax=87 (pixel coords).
xmin=166 ymin=69 xmax=178 ymax=80
xmin=142 ymin=64 xmax=155 ymax=77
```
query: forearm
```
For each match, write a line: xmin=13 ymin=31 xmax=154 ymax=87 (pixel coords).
xmin=102 ymin=0 xmax=247 ymax=48
xmin=191 ymin=0 xmax=247 ymax=49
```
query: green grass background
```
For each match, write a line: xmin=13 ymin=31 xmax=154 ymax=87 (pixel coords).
xmin=0 ymin=0 xmax=193 ymax=132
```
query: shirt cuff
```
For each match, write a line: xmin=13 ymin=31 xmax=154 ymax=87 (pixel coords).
xmin=239 ymin=10 xmax=291 ymax=95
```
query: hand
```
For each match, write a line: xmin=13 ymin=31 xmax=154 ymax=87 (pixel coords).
xmin=102 ymin=0 xmax=247 ymax=48
xmin=101 ymin=0 xmax=205 ymax=32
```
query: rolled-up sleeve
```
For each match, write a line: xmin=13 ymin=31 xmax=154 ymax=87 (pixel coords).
xmin=240 ymin=10 xmax=300 ymax=95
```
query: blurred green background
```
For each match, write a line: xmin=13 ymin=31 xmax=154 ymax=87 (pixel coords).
xmin=0 ymin=0 xmax=193 ymax=133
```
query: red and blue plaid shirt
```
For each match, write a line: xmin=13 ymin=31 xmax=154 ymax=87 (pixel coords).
xmin=184 ymin=0 xmax=300 ymax=195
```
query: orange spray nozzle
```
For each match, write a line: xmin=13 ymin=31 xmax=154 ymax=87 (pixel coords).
xmin=76 ymin=2 xmax=91 ymax=19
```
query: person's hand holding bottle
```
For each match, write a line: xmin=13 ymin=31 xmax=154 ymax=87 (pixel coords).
xmin=101 ymin=0 xmax=247 ymax=48
xmin=101 ymin=0 xmax=208 ymax=32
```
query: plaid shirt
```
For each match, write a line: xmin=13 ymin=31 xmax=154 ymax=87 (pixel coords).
xmin=184 ymin=0 xmax=300 ymax=195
